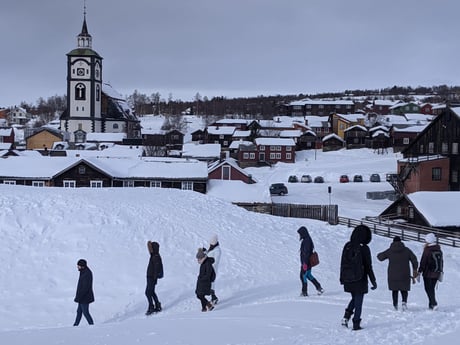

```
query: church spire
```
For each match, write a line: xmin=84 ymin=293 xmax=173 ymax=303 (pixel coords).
xmin=77 ymin=0 xmax=92 ymax=48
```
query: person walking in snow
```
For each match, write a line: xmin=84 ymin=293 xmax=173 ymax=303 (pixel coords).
xmin=73 ymin=259 xmax=94 ymax=326
xmin=206 ymin=234 xmax=221 ymax=305
xmin=340 ymin=225 xmax=377 ymax=331
xmin=377 ymin=236 xmax=418 ymax=311
xmin=297 ymin=226 xmax=324 ymax=296
xmin=195 ymin=247 xmax=216 ymax=312
xmin=418 ymin=233 xmax=443 ymax=310
xmin=145 ymin=240 xmax=164 ymax=315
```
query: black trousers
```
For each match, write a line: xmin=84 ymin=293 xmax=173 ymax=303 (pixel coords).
xmin=196 ymin=294 xmax=209 ymax=309
xmin=145 ymin=277 xmax=160 ymax=309
xmin=74 ymin=303 xmax=94 ymax=326
xmin=423 ymin=277 xmax=438 ymax=309
xmin=392 ymin=290 xmax=408 ymax=307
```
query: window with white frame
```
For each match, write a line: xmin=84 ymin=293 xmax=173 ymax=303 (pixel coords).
xmin=270 ymin=153 xmax=276 ymax=159
xmin=32 ymin=181 xmax=45 ymax=187
xmin=219 ymin=134 xmax=224 ymax=139
xmin=249 ymin=152 xmax=255 ymax=159
xmin=3 ymin=180 xmax=16 ymax=185
xmin=259 ymin=145 xmax=265 ymax=150
xmin=275 ymin=153 xmax=281 ymax=159
xmin=181 ymin=181 xmax=193 ymax=190
xmin=150 ymin=181 xmax=161 ymax=188
xmin=243 ymin=152 xmax=249 ymax=159
xmin=286 ymin=146 xmax=292 ymax=151
xmin=442 ymin=142 xmax=448 ymax=154
xmin=403 ymin=137 xmax=410 ymax=145
xmin=276 ymin=146 xmax=282 ymax=151
xmin=432 ymin=167 xmax=442 ymax=181
xmin=63 ymin=180 xmax=76 ymax=188
xmin=286 ymin=153 xmax=292 ymax=160
xmin=90 ymin=180 xmax=103 ymax=188
xmin=78 ymin=166 xmax=86 ymax=174
xmin=428 ymin=142 xmax=434 ymax=154
xmin=223 ymin=141 xmax=228 ymax=146
xmin=270 ymin=146 xmax=276 ymax=151
xmin=123 ymin=180 xmax=134 ymax=188
xmin=453 ymin=143 xmax=459 ymax=154
xmin=222 ymin=166 xmax=230 ymax=180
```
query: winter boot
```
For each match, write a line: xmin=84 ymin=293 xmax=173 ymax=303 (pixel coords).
xmin=211 ymin=290 xmax=219 ymax=305
xmin=312 ymin=279 xmax=324 ymax=295
xmin=401 ymin=302 xmax=407 ymax=311
xmin=154 ymin=303 xmax=162 ymax=313
xmin=352 ymin=319 xmax=363 ymax=331
xmin=300 ymin=291 xmax=308 ymax=297
xmin=341 ymin=309 xmax=353 ymax=328
xmin=145 ymin=306 xmax=155 ymax=315
xmin=206 ymin=302 xmax=214 ymax=311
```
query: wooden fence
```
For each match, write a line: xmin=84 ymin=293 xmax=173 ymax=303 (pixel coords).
xmin=338 ymin=216 xmax=460 ymax=248
xmin=234 ymin=202 xmax=338 ymax=225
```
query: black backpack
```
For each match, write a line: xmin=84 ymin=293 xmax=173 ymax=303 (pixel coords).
xmin=430 ymin=250 xmax=443 ymax=273
xmin=340 ymin=242 xmax=364 ymax=284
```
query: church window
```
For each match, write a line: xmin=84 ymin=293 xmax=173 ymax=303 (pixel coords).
xmin=96 ymin=85 xmax=100 ymax=101
xmin=75 ymin=83 xmax=86 ymax=100
xmin=113 ymin=123 xmax=119 ymax=129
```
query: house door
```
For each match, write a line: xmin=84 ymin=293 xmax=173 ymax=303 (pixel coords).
xmin=222 ymin=166 xmax=230 ymax=180
xmin=259 ymin=152 xmax=265 ymax=162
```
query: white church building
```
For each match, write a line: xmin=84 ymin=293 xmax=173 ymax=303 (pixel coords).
xmin=60 ymin=14 xmax=141 ymax=144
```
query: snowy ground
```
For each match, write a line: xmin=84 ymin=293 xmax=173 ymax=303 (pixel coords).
xmin=1 ymin=149 xmax=460 ymax=345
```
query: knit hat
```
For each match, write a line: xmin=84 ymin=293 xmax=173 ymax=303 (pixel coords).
xmin=425 ymin=233 xmax=436 ymax=244
xmin=209 ymin=234 xmax=218 ymax=246
xmin=196 ymin=248 xmax=207 ymax=260
xmin=77 ymin=259 xmax=87 ymax=267
xmin=393 ymin=236 xmax=401 ymax=242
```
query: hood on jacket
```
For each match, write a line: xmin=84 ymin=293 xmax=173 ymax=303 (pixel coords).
xmin=297 ymin=226 xmax=310 ymax=240
xmin=350 ymin=225 xmax=372 ymax=245
xmin=148 ymin=241 xmax=160 ymax=255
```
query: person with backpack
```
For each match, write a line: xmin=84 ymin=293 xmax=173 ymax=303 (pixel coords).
xmin=297 ymin=226 xmax=324 ymax=296
xmin=418 ymin=233 xmax=443 ymax=310
xmin=145 ymin=241 xmax=164 ymax=315
xmin=340 ymin=225 xmax=377 ymax=331
xmin=206 ymin=234 xmax=221 ymax=305
xmin=195 ymin=247 xmax=216 ymax=312
xmin=73 ymin=259 xmax=94 ymax=326
xmin=377 ymin=236 xmax=418 ymax=311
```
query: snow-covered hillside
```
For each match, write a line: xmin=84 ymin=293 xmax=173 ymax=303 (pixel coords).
xmin=1 ymin=172 xmax=460 ymax=344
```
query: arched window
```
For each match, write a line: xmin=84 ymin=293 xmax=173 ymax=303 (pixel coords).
xmin=75 ymin=83 xmax=86 ymax=100
xmin=113 ymin=123 xmax=119 ymax=129
xmin=96 ymin=84 xmax=100 ymax=101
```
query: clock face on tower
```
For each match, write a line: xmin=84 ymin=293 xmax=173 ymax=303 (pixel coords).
xmin=77 ymin=68 xmax=85 ymax=76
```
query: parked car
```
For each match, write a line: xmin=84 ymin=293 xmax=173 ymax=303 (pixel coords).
xmin=314 ymin=176 xmax=324 ymax=183
xmin=370 ymin=173 xmax=381 ymax=182
xmin=270 ymin=183 xmax=288 ymax=195
xmin=353 ymin=175 xmax=363 ymax=182
xmin=288 ymin=175 xmax=299 ymax=183
xmin=300 ymin=174 xmax=312 ymax=183
xmin=339 ymin=175 xmax=349 ymax=183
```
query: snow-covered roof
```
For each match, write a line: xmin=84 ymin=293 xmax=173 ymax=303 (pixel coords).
xmin=182 ymin=143 xmax=221 ymax=158
xmin=403 ymin=113 xmax=434 ymax=122
xmin=208 ymin=157 xmax=255 ymax=181
xmin=65 ymin=145 xmax=144 ymax=158
xmin=52 ymin=141 xmax=70 ymax=150
xmin=392 ymin=124 xmax=428 ymax=133
xmin=449 ymin=107 xmax=460 ymax=118
xmin=322 ymin=133 xmax=344 ymax=142
xmin=336 ymin=113 xmax=365 ymax=122
xmin=229 ymin=140 xmax=254 ymax=149
xmin=407 ymin=192 xmax=460 ymax=227
xmin=0 ymin=143 xmax=12 ymax=150
xmin=289 ymin=98 xmax=354 ymax=106
xmin=369 ymin=125 xmax=389 ymax=132
xmin=254 ymin=138 xmax=295 ymax=146
xmin=304 ymin=116 xmax=330 ymax=128
xmin=371 ymin=130 xmax=389 ymax=138
xmin=344 ymin=125 xmax=367 ymax=132
xmin=102 ymin=83 xmax=125 ymax=101
xmin=0 ymin=128 xmax=13 ymax=136
xmin=86 ymin=132 xmax=126 ymax=142
xmin=207 ymin=126 xmax=236 ymax=135
xmin=372 ymin=100 xmax=399 ymax=106
xmin=215 ymin=119 xmax=249 ymax=125
xmin=233 ymin=130 xmax=251 ymax=137
xmin=279 ymin=130 xmax=302 ymax=138
xmin=0 ymin=156 xmax=208 ymax=180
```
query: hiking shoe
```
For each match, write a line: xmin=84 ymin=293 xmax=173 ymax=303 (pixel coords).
xmin=401 ymin=302 xmax=407 ymax=311
xmin=300 ymin=291 xmax=308 ymax=297
xmin=201 ymin=307 xmax=207 ymax=312
xmin=211 ymin=296 xmax=219 ymax=305
xmin=154 ymin=303 xmax=162 ymax=313
xmin=145 ymin=308 xmax=155 ymax=316
xmin=317 ymin=288 xmax=324 ymax=295
xmin=393 ymin=305 xmax=398 ymax=311
xmin=341 ymin=318 xmax=349 ymax=328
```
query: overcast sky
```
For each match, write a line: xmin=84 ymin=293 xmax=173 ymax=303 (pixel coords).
xmin=2 ymin=0 xmax=460 ymax=107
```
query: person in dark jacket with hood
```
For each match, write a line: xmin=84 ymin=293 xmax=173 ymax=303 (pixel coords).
xmin=145 ymin=240 xmax=164 ymax=315
xmin=377 ymin=236 xmax=418 ymax=311
xmin=73 ymin=259 xmax=94 ymax=326
xmin=340 ymin=225 xmax=377 ymax=331
xmin=297 ymin=226 xmax=324 ymax=296
xmin=418 ymin=233 xmax=443 ymax=310
xmin=195 ymin=247 xmax=216 ymax=312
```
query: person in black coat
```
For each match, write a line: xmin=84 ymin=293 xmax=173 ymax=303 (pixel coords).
xmin=377 ymin=236 xmax=418 ymax=310
xmin=145 ymin=241 xmax=164 ymax=315
xmin=73 ymin=259 xmax=94 ymax=326
xmin=195 ymin=248 xmax=216 ymax=312
xmin=297 ymin=226 xmax=324 ymax=296
xmin=340 ymin=225 xmax=377 ymax=331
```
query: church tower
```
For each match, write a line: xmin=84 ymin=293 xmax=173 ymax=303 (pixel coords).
xmin=61 ymin=8 xmax=103 ymax=142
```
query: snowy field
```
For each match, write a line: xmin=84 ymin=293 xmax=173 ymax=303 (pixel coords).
xmin=1 ymin=148 xmax=460 ymax=345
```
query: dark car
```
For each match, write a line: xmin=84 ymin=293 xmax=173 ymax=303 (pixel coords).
xmin=353 ymin=175 xmax=363 ymax=182
xmin=288 ymin=175 xmax=299 ymax=183
xmin=314 ymin=176 xmax=324 ymax=183
xmin=300 ymin=174 xmax=312 ymax=183
xmin=339 ymin=175 xmax=349 ymax=183
xmin=370 ymin=174 xmax=381 ymax=182
xmin=270 ymin=183 xmax=288 ymax=195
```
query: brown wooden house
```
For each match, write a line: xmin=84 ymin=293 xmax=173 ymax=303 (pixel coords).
xmin=401 ymin=107 xmax=460 ymax=192
xmin=344 ymin=125 xmax=367 ymax=149
xmin=322 ymin=133 xmax=344 ymax=152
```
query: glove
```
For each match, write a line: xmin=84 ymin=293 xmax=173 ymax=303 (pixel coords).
xmin=302 ymin=263 xmax=308 ymax=271
xmin=370 ymin=282 xmax=377 ymax=290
